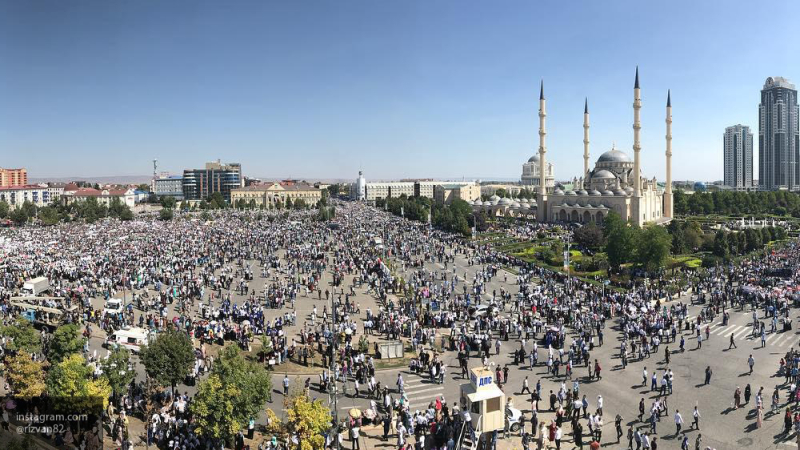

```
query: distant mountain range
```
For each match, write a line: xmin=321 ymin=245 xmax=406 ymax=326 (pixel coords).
xmin=30 ymin=175 xmax=153 ymax=185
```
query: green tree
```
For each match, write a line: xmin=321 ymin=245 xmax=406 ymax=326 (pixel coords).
xmin=635 ymin=225 xmax=672 ymax=272
xmin=293 ymin=198 xmax=307 ymax=209
xmin=191 ymin=346 xmax=272 ymax=445
xmin=603 ymin=211 xmax=637 ymax=270
xmin=0 ymin=200 xmax=9 ymax=218
xmin=38 ymin=206 xmax=61 ymax=226
xmin=5 ymin=352 xmax=46 ymax=398
xmin=46 ymin=353 xmax=111 ymax=411
xmin=48 ymin=324 xmax=86 ymax=364
xmin=101 ymin=347 xmax=136 ymax=403
xmin=1 ymin=318 xmax=42 ymax=354
xmin=140 ymin=327 xmax=194 ymax=394
xmin=713 ymin=230 xmax=730 ymax=259
xmin=574 ymin=223 xmax=604 ymax=251
xmin=159 ymin=208 xmax=174 ymax=221
xmin=9 ymin=207 xmax=28 ymax=225
xmin=160 ymin=196 xmax=177 ymax=209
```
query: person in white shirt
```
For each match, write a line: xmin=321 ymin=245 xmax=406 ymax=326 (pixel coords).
xmin=674 ymin=409 xmax=684 ymax=435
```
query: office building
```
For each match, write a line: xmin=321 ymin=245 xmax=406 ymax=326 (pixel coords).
xmin=434 ymin=183 xmax=481 ymax=205
xmin=0 ymin=184 xmax=54 ymax=208
xmin=0 ymin=168 xmax=27 ymax=187
xmin=759 ymin=77 xmax=799 ymax=190
xmin=153 ymin=176 xmax=184 ymax=200
xmin=182 ymin=160 xmax=243 ymax=202
xmin=723 ymin=125 xmax=753 ymax=190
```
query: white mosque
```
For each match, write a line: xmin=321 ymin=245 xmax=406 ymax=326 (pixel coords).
xmin=472 ymin=68 xmax=673 ymax=226
xmin=521 ymin=154 xmax=554 ymax=188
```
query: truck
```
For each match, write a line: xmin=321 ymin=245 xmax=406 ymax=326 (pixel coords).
xmin=9 ymin=300 xmax=78 ymax=331
xmin=20 ymin=277 xmax=51 ymax=297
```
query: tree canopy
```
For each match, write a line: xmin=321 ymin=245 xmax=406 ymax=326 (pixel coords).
xmin=140 ymin=327 xmax=194 ymax=393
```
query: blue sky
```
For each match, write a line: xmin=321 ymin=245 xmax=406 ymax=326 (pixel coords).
xmin=1 ymin=0 xmax=798 ymax=182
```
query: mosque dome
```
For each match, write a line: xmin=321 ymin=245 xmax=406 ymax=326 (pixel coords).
xmin=577 ymin=189 xmax=588 ymax=196
xmin=589 ymin=190 xmax=602 ymax=196
xmin=499 ymin=197 xmax=513 ymax=205
xmin=602 ymin=190 xmax=614 ymax=196
xmin=614 ymin=188 xmax=628 ymax=196
xmin=597 ymin=149 xmax=632 ymax=163
xmin=527 ymin=154 xmax=540 ymax=163
xmin=554 ymin=189 xmax=564 ymax=195
xmin=593 ymin=169 xmax=616 ymax=179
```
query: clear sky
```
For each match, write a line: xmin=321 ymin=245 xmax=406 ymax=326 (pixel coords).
xmin=1 ymin=0 xmax=799 ymax=182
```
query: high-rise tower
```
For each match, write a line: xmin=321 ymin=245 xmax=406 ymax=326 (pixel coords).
xmin=759 ymin=77 xmax=799 ymax=191
xmin=723 ymin=124 xmax=753 ymax=190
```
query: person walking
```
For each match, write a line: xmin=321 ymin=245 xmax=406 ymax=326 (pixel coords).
xmin=521 ymin=376 xmax=531 ymax=394
xmin=674 ymin=409 xmax=684 ymax=435
xmin=748 ymin=354 xmax=755 ymax=375
xmin=615 ymin=414 xmax=623 ymax=443
xmin=729 ymin=333 xmax=737 ymax=349
xmin=704 ymin=366 xmax=712 ymax=385
xmin=692 ymin=406 xmax=700 ymax=430
xmin=283 ymin=374 xmax=290 ymax=396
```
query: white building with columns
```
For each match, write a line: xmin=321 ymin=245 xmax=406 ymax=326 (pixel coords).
xmin=471 ymin=68 xmax=673 ymax=226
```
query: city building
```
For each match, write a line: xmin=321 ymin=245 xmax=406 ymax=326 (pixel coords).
xmin=415 ymin=180 xmax=475 ymax=198
xmin=723 ymin=125 xmax=754 ymax=190
xmin=182 ymin=160 xmax=243 ymax=202
xmin=521 ymin=154 xmax=554 ymax=188
xmin=153 ymin=176 xmax=185 ymax=200
xmin=363 ymin=182 xmax=415 ymax=201
xmin=759 ymin=77 xmax=799 ymax=191
xmin=0 ymin=184 xmax=54 ymax=208
xmin=62 ymin=187 xmax=136 ymax=208
xmin=46 ymin=183 xmax=65 ymax=203
xmin=434 ymin=183 xmax=482 ymax=205
xmin=0 ymin=168 xmax=28 ymax=187
xmin=230 ymin=182 xmax=322 ymax=208
xmin=472 ymin=69 xmax=673 ymax=225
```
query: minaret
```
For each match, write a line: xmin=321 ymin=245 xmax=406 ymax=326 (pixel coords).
xmin=664 ymin=90 xmax=674 ymax=218
xmin=537 ymin=80 xmax=548 ymax=222
xmin=633 ymin=66 xmax=642 ymax=197
xmin=583 ymin=98 xmax=590 ymax=184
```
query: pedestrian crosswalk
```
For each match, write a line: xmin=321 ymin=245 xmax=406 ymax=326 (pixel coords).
xmin=680 ymin=313 xmax=799 ymax=349
xmin=402 ymin=376 xmax=446 ymax=410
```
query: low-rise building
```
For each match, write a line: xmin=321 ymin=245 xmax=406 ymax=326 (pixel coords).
xmin=230 ymin=182 xmax=322 ymax=208
xmin=434 ymin=183 xmax=482 ymax=205
xmin=364 ymin=182 xmax=415 ymax=201
xmin=63 ymin=188 xmax=136 ymax=208
xmin=0 ymin=184 xmax=55 ymax=208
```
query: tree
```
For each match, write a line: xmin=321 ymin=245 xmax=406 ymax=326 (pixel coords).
xmin=9 ymin=207 xmax=28 ymax=225
xmin=293 ymin=198 xmax=307 ymax=210
xmin=38 ymin=206 xmax=61 ymax=226
xmin=160 ymin=196 xmax=177 ymax=209
xmin=603 ymin=212 xmax=636 ymax=270
xmin=5 ymin=352 xmax=46 ymax=398
xmin=119 ymin=206 xmax=134 ymax=221
xmin=190 ymin=346 xmax=272 ymax=445
xmin=1 ymin=318 xmax=42 ymax=354
xmin=48 ymin=324 xmax=86 ymax=364
xmin=635 ymin=225 xmax=672 ymax=272
xmin=0 ymin=200 xmax=8 ymax=218
xmin=159 ymin=208 xmax=174 ymax=221
xmin=265 ymin=392 xmax=332 ymax=450
xmin=140 ymin=327 xmax=194 ymax=394
xmin=101 ymin=347 xmax=136 ymax=403
xmin=46 ymin=353 xmax=111 ymax=412
xmin=574 ymin=223 xmax=604 ymax=250
xmin=208 ymin=192 xmax=226 ymax=209
xmin=713 ymin=230 xmax=730 ymax=259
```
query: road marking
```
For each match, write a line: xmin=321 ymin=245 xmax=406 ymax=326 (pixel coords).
xmin=403 ymin=386 xmax=445 ymax=396
xmin=765 ymin=333 xmax=778 ymax=344
xmin=713 ymin=324 xmax=736 ymax=336
xmin=733 ymin=327 xmax=751 ymax=340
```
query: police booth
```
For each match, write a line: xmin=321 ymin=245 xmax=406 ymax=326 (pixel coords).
xmin=460 ymin=367 xmax=506 ymax=433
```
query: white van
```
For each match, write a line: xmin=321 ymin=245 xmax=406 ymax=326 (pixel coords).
xmin=103 ymin=299 xmax=124 ymax=315
xmin=105 ymin=327 xmax=149 ymax=353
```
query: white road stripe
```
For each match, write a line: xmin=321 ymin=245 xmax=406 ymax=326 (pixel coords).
xmin=712 ymin=325 xmax=736 ymax=336
xmin=403 ymin=387 xmax=445 ymax=396
xmin=733 ymin=327 xmax=751 ymax=340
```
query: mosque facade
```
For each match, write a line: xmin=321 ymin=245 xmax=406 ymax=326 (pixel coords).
xmin=471 ymin=68 xmax=674 ymax=226
xmin=521 ymin=154 xmax=555 ymax=188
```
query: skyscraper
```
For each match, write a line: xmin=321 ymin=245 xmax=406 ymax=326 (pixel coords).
xmin=182 ymin=160 xmax=243 ymax=202
xmin=723 ymin=125 xmax=753 ymax=190
xmin=759 ymin=77 xmax=799 ymax=191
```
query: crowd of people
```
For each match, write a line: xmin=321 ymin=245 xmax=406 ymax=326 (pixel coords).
xmin=0 ymin=200 xmax=798 ymax=449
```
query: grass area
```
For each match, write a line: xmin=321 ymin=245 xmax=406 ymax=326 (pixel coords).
xmin=669 ymin=255 xmax=703 ymax=269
